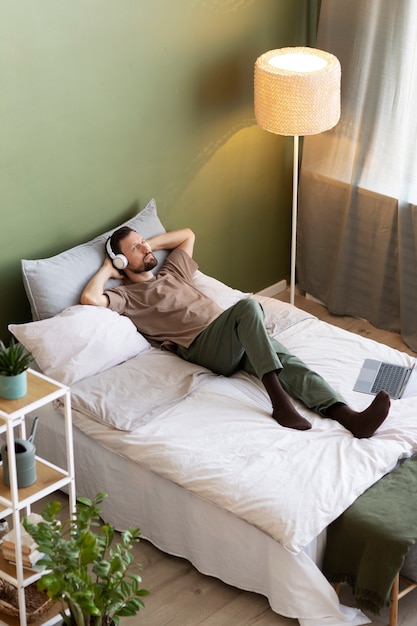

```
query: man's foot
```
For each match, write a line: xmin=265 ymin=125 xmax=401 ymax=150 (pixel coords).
xmin=262 ymin=371 xmax=312 ymax=430
xmin=327 ymin=390 xmax=391 ymax=438
xmin=272 ymin=408 xmax=312 ymax=431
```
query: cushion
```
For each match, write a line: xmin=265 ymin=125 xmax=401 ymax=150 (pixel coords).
xmin=252 ymin=294 xmax=316 ymax=337
xmin=22 ymin=198 xmax=167 ymax=321
xmin=9 ymin=305 xmax=150 ymax=386
xmin=192 ymin=270 xmax=250 ymax=310
xmin=63 ymin=350 xmax=215 ymax=430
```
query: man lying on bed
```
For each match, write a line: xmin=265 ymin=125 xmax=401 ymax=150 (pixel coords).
xmin=80 ymin=227 xmax=390 ymax=437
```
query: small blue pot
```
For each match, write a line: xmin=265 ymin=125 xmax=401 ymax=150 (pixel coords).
xmin=0 ymin=371 xmax=27 ymax=400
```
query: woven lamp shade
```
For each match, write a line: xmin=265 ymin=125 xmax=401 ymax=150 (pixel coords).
xmin=254 ymin=47 xmax=341 ymax=136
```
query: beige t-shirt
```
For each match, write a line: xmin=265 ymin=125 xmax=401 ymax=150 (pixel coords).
xmin=105 ymin=248 xmax=223 ymax=348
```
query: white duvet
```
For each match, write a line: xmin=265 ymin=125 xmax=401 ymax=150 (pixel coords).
xmin=63 ymin=297 xmax=417 ymax=555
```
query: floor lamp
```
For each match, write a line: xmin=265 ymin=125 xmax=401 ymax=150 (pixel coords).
xmin=254 ymin=47 xmax=341 ymax=305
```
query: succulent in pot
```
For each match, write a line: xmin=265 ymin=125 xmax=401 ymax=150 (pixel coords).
xmin=23 ymin=492 xmax=148 ymax=626
xmin=0 ymin=338 xmax=32 ymax=400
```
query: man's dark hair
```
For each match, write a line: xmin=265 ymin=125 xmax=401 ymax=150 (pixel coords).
xmin=109 ymin=226 xmax=136 ymax=255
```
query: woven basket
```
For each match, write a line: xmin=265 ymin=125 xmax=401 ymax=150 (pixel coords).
xmin=0 ymin=579 xmax=52 ymax=623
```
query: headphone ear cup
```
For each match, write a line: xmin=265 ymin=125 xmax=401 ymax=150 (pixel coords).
xmin=112 ymin=254 xmax=128 ymax=270
xmin=106 ymin=238 xmax=128 ymax=270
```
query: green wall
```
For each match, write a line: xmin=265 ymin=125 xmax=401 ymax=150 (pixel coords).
xmin=1 ymin=0 xmax=314 ymax=341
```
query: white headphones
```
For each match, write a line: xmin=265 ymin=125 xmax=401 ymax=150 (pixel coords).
xmin=106 ymin=238 xmax=128 ymax=270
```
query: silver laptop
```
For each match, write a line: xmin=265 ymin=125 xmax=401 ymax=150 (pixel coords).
xmin=353 ymin=359 xmax=414 ymax=399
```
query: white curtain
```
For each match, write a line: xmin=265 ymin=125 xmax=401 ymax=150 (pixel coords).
xmin=297 ymin=0 xmax=417 ymax=351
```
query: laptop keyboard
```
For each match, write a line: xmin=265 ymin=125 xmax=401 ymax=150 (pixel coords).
xmin=371 ymin=362 xmax=406 ymax=396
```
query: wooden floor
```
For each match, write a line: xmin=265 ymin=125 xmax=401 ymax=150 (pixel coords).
xmin=36 ymin=292 xmax=417 ymax=625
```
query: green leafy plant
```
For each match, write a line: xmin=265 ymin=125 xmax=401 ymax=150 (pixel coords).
xmin=23 ymin=492 xmax=149 ymax=626
xmin=0 ymin=338 xmax=31 ymax=376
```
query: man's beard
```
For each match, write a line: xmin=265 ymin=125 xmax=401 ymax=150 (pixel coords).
xmin=130 ymin=253 xmax=158 ymax=274
xmin=144 ymin=254 xmax=158 ymax=271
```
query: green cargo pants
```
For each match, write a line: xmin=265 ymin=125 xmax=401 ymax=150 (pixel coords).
xmin=177 ymin=298 xmax=345 ymax=415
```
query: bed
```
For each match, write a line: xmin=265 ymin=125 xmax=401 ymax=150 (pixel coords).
xmin=9 ymin=199 xmax=417 ymax=626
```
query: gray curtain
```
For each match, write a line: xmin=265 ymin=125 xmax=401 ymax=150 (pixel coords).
xmin=297 ymin=0 xmax=417 ymax=351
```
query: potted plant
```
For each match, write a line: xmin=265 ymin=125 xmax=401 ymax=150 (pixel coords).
xmin=0 ymin=337 xmax=32 ymax=400
xmin=23 ymin=492 xmax=149 ymax=626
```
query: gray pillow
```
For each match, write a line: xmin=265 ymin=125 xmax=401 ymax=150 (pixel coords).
xmin=22 ymin=198 xmax=167 ymax=321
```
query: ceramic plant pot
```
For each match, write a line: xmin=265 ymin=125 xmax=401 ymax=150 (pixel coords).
xmin=0 ymin=371 xmax=27 ymax=400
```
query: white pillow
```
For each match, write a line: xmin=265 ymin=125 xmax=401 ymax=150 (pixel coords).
xmin=9 ymin=305 xmax=150 ymax=386
xmin=192 ymin=270 xmax=251 ymax=309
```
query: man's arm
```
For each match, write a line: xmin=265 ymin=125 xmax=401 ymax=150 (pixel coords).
xmin=80 ymin=257 xmax=120 ymax=307
xmin=147 ymin=228 xmax=195 ymax=257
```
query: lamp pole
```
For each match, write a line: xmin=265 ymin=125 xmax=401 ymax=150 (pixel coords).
xmin=290 ymin=135 xmax=299 ymax=306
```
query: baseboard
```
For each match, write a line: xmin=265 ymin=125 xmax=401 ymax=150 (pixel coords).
xmin=256 ymin=280 xmax=287 ymax=298
xmin=305 ymin=292 xmax=325 ymax=305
